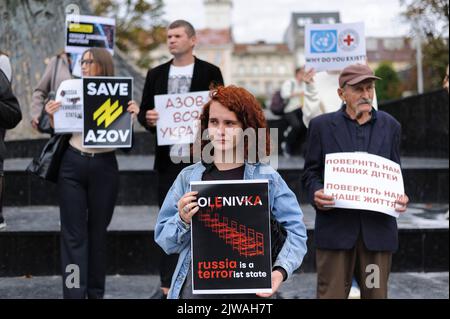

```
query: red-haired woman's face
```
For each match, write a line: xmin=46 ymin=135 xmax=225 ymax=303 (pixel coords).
xmin=207 ymin=101 xmax=243 ymax=154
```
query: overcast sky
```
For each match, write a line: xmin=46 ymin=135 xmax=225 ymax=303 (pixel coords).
xmin=162 ymin=0 xmax=412 ymax=43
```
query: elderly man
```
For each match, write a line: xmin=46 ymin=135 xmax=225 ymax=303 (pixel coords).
xmin=302 ymin=64 xmax=409 ymax=299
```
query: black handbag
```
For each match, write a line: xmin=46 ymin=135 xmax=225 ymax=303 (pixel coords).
xmin=37 ymin=55 xmax=60 ymax=135
xmin=26 ymin=134 xmax=70 ymax=183
xmin=37 ymin=105 xmax=55 ymax=135
xmin=270 ymin=215 xmax=287 ymax=264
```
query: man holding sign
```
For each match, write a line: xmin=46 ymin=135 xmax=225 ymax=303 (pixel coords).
xmin=138 ymin=20 xmax=223 ymax=298
xmin=302 ymin=64 xmax=409 ymax=299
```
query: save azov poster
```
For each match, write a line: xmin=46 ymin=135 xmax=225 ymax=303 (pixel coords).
xmin=190 ymin=180 xmax=272 ymax=294
xmin=83 ymin=77 xmax=133 ymax=148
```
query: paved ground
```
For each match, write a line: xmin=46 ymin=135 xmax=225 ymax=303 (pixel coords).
xmin=0 ymin=272 xmax=447 ymax=299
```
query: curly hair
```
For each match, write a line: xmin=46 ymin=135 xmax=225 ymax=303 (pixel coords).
xmin=198 ymin=85 xmax=271 ymax=162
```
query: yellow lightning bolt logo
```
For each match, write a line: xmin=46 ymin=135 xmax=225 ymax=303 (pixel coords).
xmin=93 ymin=98 xmax=123 ymax=128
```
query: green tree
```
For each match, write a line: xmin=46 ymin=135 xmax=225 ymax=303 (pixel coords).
xmin=375 ymin=62 xmax=402 ymax=101
xmin=400 ymin=0 xmax=449 ymax=91
xmin=93 ymin=0 xmax=167 ymax=69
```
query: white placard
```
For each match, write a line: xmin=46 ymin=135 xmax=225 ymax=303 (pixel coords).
xmin=154 ymin=91 xmax=210 ymax=146
xmin=305 ymin=22 xmax=366 ymax=72
xmin=324 ymin=152 xmax=405 ymax=218
xmin=54 ymin=79 xmax=83 ymax=133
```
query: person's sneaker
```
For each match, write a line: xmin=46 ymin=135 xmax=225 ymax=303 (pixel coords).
xmin=0 ymin=218 xmax=6 ymax=230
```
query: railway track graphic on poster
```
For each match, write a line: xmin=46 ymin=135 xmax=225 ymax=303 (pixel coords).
xmin=198 ymin=211 xmax=265 ymax=258
xmin=190 ymin=180 xmax=272 ymax=294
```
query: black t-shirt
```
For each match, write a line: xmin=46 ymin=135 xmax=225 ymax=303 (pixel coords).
xmin=202 ymin=163 xmax=245 ymax=181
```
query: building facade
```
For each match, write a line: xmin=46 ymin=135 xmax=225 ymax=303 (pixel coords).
xmin=232 ymin=42 xmax=295 ymax=100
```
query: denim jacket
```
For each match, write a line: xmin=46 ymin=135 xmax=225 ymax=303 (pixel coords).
xmin=154 ymin=161 xmax=308 ymax=299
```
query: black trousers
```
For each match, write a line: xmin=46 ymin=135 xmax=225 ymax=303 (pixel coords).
xmin=58 ymin=147 xmax=119 ymax=299
xmin=283 ymin=108 xmax=307 ymax=155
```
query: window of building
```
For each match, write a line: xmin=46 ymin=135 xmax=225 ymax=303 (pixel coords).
xmin=252 ymin=65 xmax=259 ymax=75
xmin=297 ymin=17 xmax=313 ymax=27
xmin=238 ymin=64 xmax=245 ymax=75
xmin=383 ymin=38 xmax=404 ymax=50
xmin=366 ymin=38 xmax=378 ymax=51
xmin=251 ymin=81 xmax=260 ymax=94
xmin=265 ymin=81 xmax=273 ymax=95
xmin=320 ymin=17 xmax=336 ymax=24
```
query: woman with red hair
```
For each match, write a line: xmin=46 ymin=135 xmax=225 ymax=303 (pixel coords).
xmin=155 ymin=85 xmax=307 ymax=299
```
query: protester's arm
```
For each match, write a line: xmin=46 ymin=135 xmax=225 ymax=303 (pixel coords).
xmin=302 ymin=118 xmax=326 ymax=205
xmin=391 ymin=123 xmax=402 ymax=165
xmin=271 ymin=172 xmax=308 ymax=279
xmin=391 ymin=123 xmax=409 ymax=212
xmin=138 ymin=68 xmax=157 ymax=133
xmin=257 ymin=171 xmax=308 ymax=298
xmin=280 ymin=79 xmax=294 ymax=100
xmin=154 ymin=171 xmax=192 ymax=255
xmin=43 ymin=100 xmax=60 ymax=129
xmin=210 ymin=66 xmax=224 ymax=87
xmin=0 ymin=71 xmax=22 ymax=129
xmin=30 ymin=56 xmax=55 ymax=123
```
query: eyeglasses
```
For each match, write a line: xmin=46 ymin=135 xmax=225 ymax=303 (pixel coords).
xmin=80 ymin=59 xmax=95 ymax=66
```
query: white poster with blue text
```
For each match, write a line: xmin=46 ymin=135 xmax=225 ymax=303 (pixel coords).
xmin=305 ymin=22 xmax=366 ymax=72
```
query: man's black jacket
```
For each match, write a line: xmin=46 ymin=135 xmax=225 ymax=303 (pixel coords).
xmin=138 ymin=57 xmax=223 ymax=173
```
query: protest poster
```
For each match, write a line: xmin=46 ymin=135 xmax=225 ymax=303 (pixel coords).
xmin=83 ymin=77 xmax=133 ymax=148
xmin=54 ymin=79 xmax=83 ymax=133
xmin=305 ymin=22 xmax=366 ymax=72
xmin=324 ymin=152 xmax=405 ymax=218
xmin=65 ymin=15 xmax=115 ymax=55
xmin=154 ymin=91 xmax=210 ymax=146
xmin=190 ymin=180 xmax=272 ymax=294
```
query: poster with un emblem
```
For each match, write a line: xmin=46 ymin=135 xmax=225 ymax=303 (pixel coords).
xmin=305 ymin=22 xmax=366 ymax=72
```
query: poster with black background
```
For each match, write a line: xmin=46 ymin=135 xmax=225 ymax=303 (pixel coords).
xmin=65 ymin=15 xmax=115 ymax=55
xmin=190 ymin=180 xmax=272 ymax=294
xmin=83 ymin=77 xmax=133 ymax=148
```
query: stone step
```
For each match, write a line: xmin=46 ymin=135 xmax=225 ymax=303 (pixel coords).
xmin=4 ymin=131 xmax=156 ymax=159
xmin=0 ymin=204 xmax=448 ymax=277
xmin=3 ymin=156 xmax=449 ymax=206
xmin=0 ymin=272 xmax=447 ymax=299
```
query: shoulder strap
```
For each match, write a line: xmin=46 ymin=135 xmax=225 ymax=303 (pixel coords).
xmin=50 ymin=55 xmax=61 ymax=92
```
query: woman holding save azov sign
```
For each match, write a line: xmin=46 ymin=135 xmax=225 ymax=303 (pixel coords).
xmin=44 ymin=47 xmax=139 ymax=299
xmin=155 ymin=85 xmax=307 ymax=299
